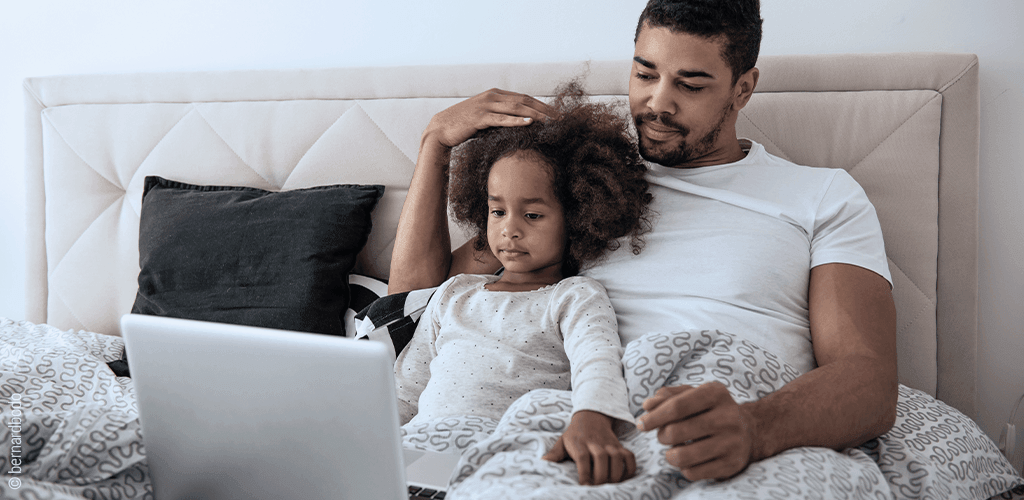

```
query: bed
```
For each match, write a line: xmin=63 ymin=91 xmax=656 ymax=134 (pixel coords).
xmin=6 ymin=53 xmax=1023 ymax=498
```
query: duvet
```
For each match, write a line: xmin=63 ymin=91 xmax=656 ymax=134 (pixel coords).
xmin=1 ymin=318 xmax=1021 ymax=500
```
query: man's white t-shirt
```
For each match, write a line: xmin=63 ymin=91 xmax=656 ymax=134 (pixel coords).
xmin=583 ymin=140 xmax=891 ymax=375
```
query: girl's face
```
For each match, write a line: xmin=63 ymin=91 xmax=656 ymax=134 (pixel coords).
xmin=486 ymin=152 xmax=567 ymax=286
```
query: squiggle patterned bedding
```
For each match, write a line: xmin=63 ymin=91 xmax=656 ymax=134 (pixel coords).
xmin=1 ymin=318 xmax=1021 ymax=499
xmin=403 ymin=331 xmax=1024 ymax=500
xmin=0 ymin=319 xmax=147 ymax=499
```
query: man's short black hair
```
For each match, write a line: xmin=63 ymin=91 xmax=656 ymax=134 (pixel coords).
xmin=635 ymin=0 xmax=762 ymax=84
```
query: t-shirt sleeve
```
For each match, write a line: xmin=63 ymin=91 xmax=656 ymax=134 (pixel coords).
xmin=393 ymin=277 xmax=450 ymax=425
xmin=810 ymin=170 xmax=892 ymax=286
xmin=556 ymin=278 xmax=634 ymax=424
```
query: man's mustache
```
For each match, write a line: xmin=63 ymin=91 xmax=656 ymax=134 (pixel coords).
xmin=634 ymin=113 xmax=689 ymax=137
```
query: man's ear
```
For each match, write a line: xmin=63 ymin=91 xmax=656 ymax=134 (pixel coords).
xmin=733 ymin=67 xmax=759 ymax=110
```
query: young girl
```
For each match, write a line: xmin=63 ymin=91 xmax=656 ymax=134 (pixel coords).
xmin=394 ymin=81 xmax=652 ymax=485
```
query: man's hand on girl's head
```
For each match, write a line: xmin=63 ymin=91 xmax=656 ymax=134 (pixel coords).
xmin=424 ymin=88 xmax=556 ymax=150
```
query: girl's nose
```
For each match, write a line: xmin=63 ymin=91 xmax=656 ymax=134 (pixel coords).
xmin=502 ymin=221 xmax=522 ymax=239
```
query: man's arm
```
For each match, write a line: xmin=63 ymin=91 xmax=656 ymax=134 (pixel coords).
xmin=388 ymin=89 xmax=555 ymax=294
xmin=637 ymin=262 xmax=898 ymax=480
xmin=754 ymin=262 xmax=898 ymax=457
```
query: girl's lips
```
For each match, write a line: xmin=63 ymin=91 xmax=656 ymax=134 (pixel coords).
xmin=499 ymin=249 xmax=527 ymax=259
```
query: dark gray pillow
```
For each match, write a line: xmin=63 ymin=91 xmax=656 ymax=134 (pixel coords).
xmin=131 ymin=176 xmax=384 ymax=337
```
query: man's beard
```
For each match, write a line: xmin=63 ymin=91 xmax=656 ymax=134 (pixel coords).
xmin=634 ymin=103 xmax=731 ymax=167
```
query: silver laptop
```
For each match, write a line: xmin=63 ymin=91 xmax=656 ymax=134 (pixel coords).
xmin=121 ymin=313 xmax=460 ymax=500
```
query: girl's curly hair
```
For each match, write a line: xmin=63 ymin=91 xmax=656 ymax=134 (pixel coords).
xmin=448 ymin=80 xmax=653 ymax=277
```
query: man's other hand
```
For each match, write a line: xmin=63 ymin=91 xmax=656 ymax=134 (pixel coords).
xmin=637 ymin=382 xmax=756 ymax=481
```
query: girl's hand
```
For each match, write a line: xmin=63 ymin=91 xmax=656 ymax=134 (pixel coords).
xmin=423 ymin=88 xmax=556 ymax=149
xmin=542 ymin=410 xmax=637 ymax=485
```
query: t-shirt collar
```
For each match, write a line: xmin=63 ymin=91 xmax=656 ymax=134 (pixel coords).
xmin=645 ymin=139 xmax=760 ymax=177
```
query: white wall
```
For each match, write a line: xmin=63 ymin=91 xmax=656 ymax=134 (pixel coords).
xmin=2 ymin=0 xmax=1022 ymax=466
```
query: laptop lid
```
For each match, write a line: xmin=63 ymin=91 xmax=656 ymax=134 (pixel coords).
xmin=122 ymin=313 xmax=417 ymax=500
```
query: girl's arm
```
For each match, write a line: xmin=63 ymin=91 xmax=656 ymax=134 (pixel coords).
xmin=542 ymin=278 xmax=635 ymax=485
xmin=558 ymin=279 xmax=632 ymax=423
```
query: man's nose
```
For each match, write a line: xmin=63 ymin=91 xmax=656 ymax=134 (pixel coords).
xmin=648 ymin=80 xmax=677 ymax=116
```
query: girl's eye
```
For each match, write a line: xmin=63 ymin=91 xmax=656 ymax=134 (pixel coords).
xmin=491 ymin=210 xmax=505 ymax=217
xmin=525 ymin=213 xmax=541 ymax=220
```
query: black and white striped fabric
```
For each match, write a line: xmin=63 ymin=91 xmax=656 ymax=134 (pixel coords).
xmin=344 ymin=274 xmax=391 ymax=336
xmin=350 ymin=277 xmax=437 ymax=361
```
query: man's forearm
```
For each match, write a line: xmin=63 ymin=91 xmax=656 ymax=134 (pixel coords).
xmin=388 ymin=137 xmax=454 ymax=294
xmin=745 ymin=355 xmax=898 ymax=461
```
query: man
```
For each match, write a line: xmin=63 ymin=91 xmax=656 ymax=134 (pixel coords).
xmin=389 ymin=0 xmax=898 ymax=486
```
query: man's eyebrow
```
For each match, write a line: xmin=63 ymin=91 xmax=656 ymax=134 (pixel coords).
xmin=634 ymin=56 xmax=656 ymax=69
xmin=633 ymin=56 xmax=714 ymax=79
xmin=678 ymin=69 xmax=713 ymax=79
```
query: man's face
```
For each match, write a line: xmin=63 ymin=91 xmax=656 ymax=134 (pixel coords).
xmin=629 ymin=24 xmax=740 ymax=168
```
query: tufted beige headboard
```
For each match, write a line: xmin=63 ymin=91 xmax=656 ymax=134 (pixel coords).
xmin=23 ymin=54 xmax=979 ymax=417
